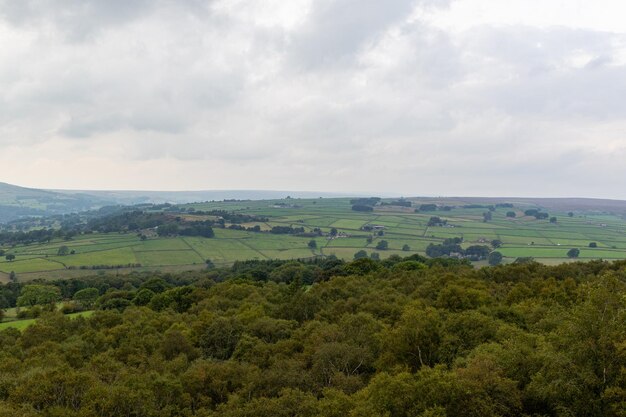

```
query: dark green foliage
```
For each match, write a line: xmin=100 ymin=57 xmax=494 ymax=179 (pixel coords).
xmin=351 ymin=204 xmax=374 ymax=212
xmin=506 ymin=211 xmax=516 ymax=217
xmin=589 ymin=242 xmax=598 ymax=248
xmin=57 ymin=245 xmax=70 ymax=256
xmin=567 ymin=248 xmax=581 ymax=258
xmin=427 ymin=216 xmax=447 ymax=226
xmin=426 ymin=238 xmax=463 ymax=258
xmin=0 ymin=258 xmax=622 ymax=416
xmin=375 ymin=240 xmax=388 ymax=250
xmin=488 ymin=251 xmax=503 ymax=266
xmin=271 ymin=225 xmax=305 ymax=234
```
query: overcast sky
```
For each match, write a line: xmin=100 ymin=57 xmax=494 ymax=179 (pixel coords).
xmin=1 ymin=0 xmax=626 ymax=197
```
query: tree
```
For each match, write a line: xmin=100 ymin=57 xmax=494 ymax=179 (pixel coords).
xmin=506 ymin=211 xmax=516 ymax=218
xmin=491 ymin=239 xmax=502 ymax=248
xmin=8 ymin=271 xmax=16 ymax=282
xmin=549 ymin=217 xmax=557 ymax=224
xmin=308 ymin=240 xmax=317 ymax=250
xmin=17 ymin=285 xmax=61 ymax=308
xmin=589 ymin=242 xmax=597 ymax=248
xmin=57 ymin=245 xmax=70 ymax=256
xmin=567 ymin=248 xmax=580 ymax=258
xmin=330 ymin=228 xmax=338 ymax=237
xmin=5 ymin=254 xmax=15 ymax=262
xmin=427 ymin=217 xmax=446 ymax=227
xmin=402 ymin=244 xmax=410 ymax=251
xmin=205 ymin=259 xmax=216 ymax=269
xmin=483 ymin=211 xmax=492 ymax=222
xmin=376 ymin=240 xmax=389 ymax=250
xmin=73 ymin=288 xmax=99 ymax=309
xmin=354 ymin=250 xmax=368 ymax=260
xmin=370 ymin=252 xmax=380 ymax=260
xmin=0 ymin=250 xmax=4 ymax=256
xmin=568 ymin=211 xmax=574 ymax=217
xmin=488 ymin=251 xmax=503 ymax=266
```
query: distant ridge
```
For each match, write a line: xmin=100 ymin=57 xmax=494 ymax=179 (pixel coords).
xmin=3 ymin=180 xmax=626 ymax=224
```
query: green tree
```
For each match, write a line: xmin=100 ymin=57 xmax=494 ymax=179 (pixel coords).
xmin=354 ymin=250 xmax=368 ymax=260
xmin=308 ymin=240 xmax=317 ymax=249
xmin=5 ymin=254 xmax=15 ymax=262
xmin=72 ymin=288 xmax=99 ymax=309
xmin=488 ymin=251 xmax=503 ymax=266
xmin=57 ymin=245 xmax=70 ymax=256
xmin=402 ymin=244 xmax=410 ymax=251
xmin=567 ymin=248 xmax=580 ymax=258
xmin=375 ymin=240 xmax=389 ymax=250
xmin=589 ymin=242 xmax=597 ymax=248
xmin=550 ymin=216 xmax=557 ymax=223
xmin=506 ymin=211 xmax=516 ymax=218
xmin=17 ymin=285 xmax=61 ymax=308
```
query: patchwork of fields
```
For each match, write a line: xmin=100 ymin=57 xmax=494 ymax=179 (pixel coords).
xmin=2 ymin=197 xmax=626 ymax=281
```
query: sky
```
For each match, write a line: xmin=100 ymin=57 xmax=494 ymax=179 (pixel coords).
xmin=1 ymin=0 xmax=626 ymax=197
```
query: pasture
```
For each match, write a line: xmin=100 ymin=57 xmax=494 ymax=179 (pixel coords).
xmin=2 ymin=197 xmax=626 ymax=281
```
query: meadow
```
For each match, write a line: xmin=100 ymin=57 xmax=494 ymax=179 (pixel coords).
xmin=2 ymin=197 xmax=626 ymax=281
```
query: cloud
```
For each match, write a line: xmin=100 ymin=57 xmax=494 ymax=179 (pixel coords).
xmin=0 ymin=0 xmax=625 ymax=198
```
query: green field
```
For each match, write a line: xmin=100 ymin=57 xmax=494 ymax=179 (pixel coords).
xmin=2 ymin=197 xmax=626 ymax=281
xmin=0 ymin=311 xmax=94 ymax=331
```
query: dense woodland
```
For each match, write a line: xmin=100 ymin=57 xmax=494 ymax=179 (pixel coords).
xmin=0 ymin=256 xmax=622 ymax=416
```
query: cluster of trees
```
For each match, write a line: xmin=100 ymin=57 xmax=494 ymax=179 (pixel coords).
xmin=524 ymin=209 xmax=550 ymax=220
xmin=270 ymin=226 xmax=306 ymax=235
xmin=350 ymin=198 xmax=380 ymax=212
xmin=427 ymin=216 xmax=448 ymax=227
xmin=426 ymin=238 xmax=492 ymax=260
xmin=0 ymin=256 xmax=622 ymax=415
xmin=0 ymin=228 xmax=75 ymax=247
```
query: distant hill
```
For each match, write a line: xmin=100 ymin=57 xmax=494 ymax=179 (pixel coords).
xmin=0 ymin=182 xmax=351 ymax=223
xmin=4 ymin=180 xmax=626 ymax=224
xmin=405 ymin=196 xmax=626 ymax=215
xmin=0 ymin=182 xmax=113 ymax=223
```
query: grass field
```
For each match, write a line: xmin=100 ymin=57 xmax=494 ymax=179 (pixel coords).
xmin=2 ymin=197 xmax=626 ymax=281
xmin=0 ymin=311 xmax=94 ymax=331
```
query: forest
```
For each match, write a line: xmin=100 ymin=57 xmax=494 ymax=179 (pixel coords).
xmin=0 ymin=256 xmax=622 ymax=416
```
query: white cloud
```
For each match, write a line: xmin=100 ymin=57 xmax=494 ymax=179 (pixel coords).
xmin=0 ymin=0 xmax=625 ymax=198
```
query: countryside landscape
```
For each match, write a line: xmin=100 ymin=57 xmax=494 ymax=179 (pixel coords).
xmin=4 ymin=182 xmax=626 ymax=282
xmin=1 ymin=0 xmax=625 ymax=416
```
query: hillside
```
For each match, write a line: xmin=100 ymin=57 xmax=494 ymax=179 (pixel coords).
xmin=0 ymin=182 xmax=112 ymax=223
xmin=3 ymin=196 xmax=626 ymax=281
xmin=0 ymin=182 xmax=352 ymax=223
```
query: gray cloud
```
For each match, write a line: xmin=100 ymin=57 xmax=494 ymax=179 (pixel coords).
xmin=0 ymin=0 xmax=625 ymax=197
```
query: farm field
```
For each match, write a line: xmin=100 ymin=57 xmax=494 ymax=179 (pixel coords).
xmin=2 ymin=197 xmax=626 ymax=281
